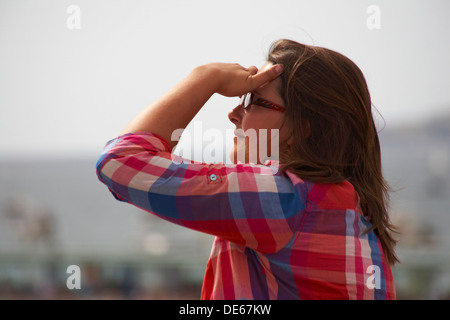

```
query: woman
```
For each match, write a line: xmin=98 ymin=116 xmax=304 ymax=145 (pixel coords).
xmin=96 ymin=39 xmax=397 ymax=299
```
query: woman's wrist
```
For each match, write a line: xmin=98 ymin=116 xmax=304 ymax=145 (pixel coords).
xmin=190 ymin=63 xmax=222 ymax=95
xmin=120 ymin=64 xmax=216 ymax=145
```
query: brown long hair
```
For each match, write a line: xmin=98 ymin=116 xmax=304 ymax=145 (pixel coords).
xmin=268 ymin=39 xmax=399 ymax=265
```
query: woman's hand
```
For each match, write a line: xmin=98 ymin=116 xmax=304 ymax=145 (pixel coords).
xmin=197 ymin=62 xmax=283 ymax=97
xmin=121 ymin=62 xmax=283 ymax=150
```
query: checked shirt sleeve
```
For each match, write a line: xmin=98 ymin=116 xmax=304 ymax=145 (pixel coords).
xmin=96 ymin=132 xmax=307 ymax=254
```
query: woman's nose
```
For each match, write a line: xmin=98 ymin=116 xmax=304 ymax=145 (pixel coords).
xmin=228 ymin=105 xmax=243 ymax=125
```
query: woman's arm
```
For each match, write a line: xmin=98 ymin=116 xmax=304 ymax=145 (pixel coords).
xmin=96 ymin=132 xmax=307 ymax=254
xmin=120 ymin=63 xmax=283 ymax=150
xmin=97 ymin=62 xmax=296 ymax=254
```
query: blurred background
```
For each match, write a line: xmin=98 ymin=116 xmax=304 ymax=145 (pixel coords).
xmin=1 ymin=0 xmax=449 ymax=299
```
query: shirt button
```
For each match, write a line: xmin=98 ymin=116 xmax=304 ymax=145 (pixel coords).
xmin=209 ymin=174 xmax=217 ymax=181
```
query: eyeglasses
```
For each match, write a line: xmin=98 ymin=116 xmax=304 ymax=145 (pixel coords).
xmin=239 ymin=92 xmax=285 ymax=113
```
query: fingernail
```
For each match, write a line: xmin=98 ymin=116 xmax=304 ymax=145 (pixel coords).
xmin=275 ymin=64 xmax=283 ymax=74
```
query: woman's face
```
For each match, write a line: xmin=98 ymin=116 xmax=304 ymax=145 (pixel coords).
xmin=228 ymin=62 xmax=289 ymax=164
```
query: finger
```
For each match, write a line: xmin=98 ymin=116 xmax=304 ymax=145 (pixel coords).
xmin=247 ymin=65 xmax=258 ymax=75
xmin=249 ymin=64 xmax=283 ymax=89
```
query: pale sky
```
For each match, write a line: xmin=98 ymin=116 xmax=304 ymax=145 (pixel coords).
xmin=1 ymin=0 xmax=449 ymax=159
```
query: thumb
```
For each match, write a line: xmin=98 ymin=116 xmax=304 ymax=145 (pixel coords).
xmin=250 ymin=64 xmax=283 ymax=88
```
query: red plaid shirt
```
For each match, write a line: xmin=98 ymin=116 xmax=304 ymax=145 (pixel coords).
xmin=96 ymin=132 xmax=396 ymax=299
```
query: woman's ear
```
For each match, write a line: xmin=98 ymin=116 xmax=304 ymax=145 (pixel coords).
xmin=286 ymin=135 xmax=294 ymax=146
xmin=304 ymin=120 xmax=311 ymax=138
